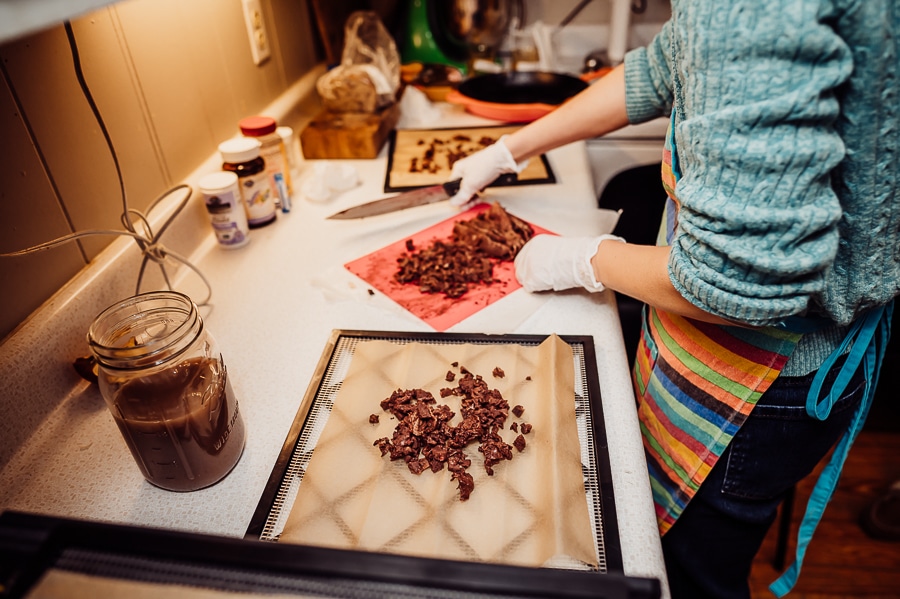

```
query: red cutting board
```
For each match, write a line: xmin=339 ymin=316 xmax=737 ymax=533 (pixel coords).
xmin=345 ymin=203 xmax=554 ymax=331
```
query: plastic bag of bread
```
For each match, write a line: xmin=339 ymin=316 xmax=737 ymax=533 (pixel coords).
xmin=317 ymin=11 xmax=400 ymax=113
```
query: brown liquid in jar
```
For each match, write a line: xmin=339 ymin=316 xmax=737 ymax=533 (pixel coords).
xmin=109 ymin=357 xmax=246 ymax=492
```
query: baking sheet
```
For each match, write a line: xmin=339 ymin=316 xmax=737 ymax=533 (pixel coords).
xmin=385 ymin=126 xmax=555 ymax=192
xmin=344 ymin=202 xmax=554 ymax=332
xmin=246 ymin=331 xmax=622 ymax=574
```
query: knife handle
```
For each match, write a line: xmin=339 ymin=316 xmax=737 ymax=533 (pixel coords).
xmin=441 ymin=172 xmax=519 ymax=197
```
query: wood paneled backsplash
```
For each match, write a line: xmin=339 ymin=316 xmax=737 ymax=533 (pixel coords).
xmin=0 ymin=0 xmax=320 ymax=341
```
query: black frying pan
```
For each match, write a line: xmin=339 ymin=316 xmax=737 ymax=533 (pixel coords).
xmin=446 ymin=71 xmax=590 ymax=122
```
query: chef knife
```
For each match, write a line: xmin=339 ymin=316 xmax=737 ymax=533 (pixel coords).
xmin=326 ymin=173 xmax=518 ymax=220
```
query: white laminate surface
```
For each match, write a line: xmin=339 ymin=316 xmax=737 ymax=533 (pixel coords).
xmin=0 ymin=110 xmax=667 ymax=595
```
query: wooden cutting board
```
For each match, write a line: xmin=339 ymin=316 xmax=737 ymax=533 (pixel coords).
xmin=300 ymin=103 xmax=401 ymax=159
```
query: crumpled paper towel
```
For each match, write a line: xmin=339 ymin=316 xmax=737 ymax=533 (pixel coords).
xmin=301 ymin=162 xmax=360 ymax=203
xmin=396 ymin=85 xmax=446 ymax=129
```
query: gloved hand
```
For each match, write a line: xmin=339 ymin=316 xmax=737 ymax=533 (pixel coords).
xmin=448 ymin=136 xmax=528 ymax=207
xmin=514 ymin=234 xmax=625 ymax=293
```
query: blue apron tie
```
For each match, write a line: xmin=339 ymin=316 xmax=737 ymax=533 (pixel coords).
xmin=770 ymin=301 xmax=894 ymax=597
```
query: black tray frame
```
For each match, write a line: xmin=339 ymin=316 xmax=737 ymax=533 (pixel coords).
xmin=246 ymin=330 xmax=623 ymax=573
xmin=0 ymin=510 xmax=660 ymax=599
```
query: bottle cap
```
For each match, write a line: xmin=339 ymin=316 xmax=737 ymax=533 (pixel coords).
xmin=198 ymin=171 xmax=239 ymax=193
xmin=219 ymin=137 xmax=261 ymax=163
xmin=239 ymin=115 xmax=278 ymax=137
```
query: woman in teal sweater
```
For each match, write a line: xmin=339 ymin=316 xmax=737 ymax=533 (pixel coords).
xmin=450 ymin=1 xmax=899 ymax=597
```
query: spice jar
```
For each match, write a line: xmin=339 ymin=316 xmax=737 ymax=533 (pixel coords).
xmin=88 ymin=291 xmax=247 ymax=492
xmin=239 ymin=116 xmax=292 ymax=213
xmin=198 ymin=171 xmax=250 ymax=249
xmin=219 ymin=137 xmax=277 ymax=228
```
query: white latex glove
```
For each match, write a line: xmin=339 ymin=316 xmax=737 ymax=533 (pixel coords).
xmin=514 ymin=234 xmax=625 ymax=293
xmin=448 ymin=136 xmax=528 ymax=207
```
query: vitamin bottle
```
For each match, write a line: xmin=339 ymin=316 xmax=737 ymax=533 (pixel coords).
xmin=198 ymin=171 xmax=250 ymax=249
xmin=277 ymin=125 xmax=301 ymax=175
xmin=88 ymin=291 xmax=247 ymax=492
xmin=219 ymin=137 xmax=277 ymax=227
xmin=239 ymin=116 xmax=292 ymax=213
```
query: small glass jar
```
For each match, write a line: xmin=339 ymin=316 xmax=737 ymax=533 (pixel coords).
xmin=219 ymin=137 xmax=277 ymax=228
xmin=239 ymin=116 xmax=293 ymax=213
xmin=88 ymin=291 xmax=246 ymax=492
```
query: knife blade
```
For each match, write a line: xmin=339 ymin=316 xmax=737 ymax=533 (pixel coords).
xmin=326 ymin=173 xmax=518 ymax=220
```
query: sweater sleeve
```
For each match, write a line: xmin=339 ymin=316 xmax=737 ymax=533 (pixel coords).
xmin=623 ymin=19 xmax=675 ymax=123
xmin=667 ymin=1 xmax=854 ymax=327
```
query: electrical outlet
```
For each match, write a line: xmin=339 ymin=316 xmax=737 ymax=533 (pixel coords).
xmin=242 ymin=0 xmax=271 ymax=66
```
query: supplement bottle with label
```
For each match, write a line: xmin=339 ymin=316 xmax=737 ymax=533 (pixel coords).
xmin=198 ymin=171 xmax=250 ymax=249
xmin=239 ymin=115 xmax=292 ymax=212
xmin=219 ymin=137 xmax=277 ymax=228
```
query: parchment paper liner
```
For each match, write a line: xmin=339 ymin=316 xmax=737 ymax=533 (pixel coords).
xmin=387 ymin=126 xmax=551 ymax=190
xmin=279 ymin=335 xmax=597 ymax=568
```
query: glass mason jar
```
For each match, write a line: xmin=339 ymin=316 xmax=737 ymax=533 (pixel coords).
xmin=88 ymin=291 xmax=246 ymax=492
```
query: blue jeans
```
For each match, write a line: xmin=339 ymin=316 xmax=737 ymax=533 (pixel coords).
xmin=661 ymin=356 xmax=866 ymax=599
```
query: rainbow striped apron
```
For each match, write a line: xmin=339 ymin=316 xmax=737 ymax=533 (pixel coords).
xmin=636 ymin=111 xmax=803 ymax=534
xmin=636 ymin=111 xmax=894 ymax=596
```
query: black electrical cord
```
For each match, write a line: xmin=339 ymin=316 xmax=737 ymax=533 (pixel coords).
xmin=1 ymin=21 xmax=212 ymax=306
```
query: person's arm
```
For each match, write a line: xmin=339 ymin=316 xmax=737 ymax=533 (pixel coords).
xmin=515 ymin=235 xmax=735 ymax=325
xmin=447 ymin=66 xmax=632 ymax=207
xmin=518 ymin=2 xmax=854 ymax=329
xmin=502 ymin=65 xmax=630 ymax=163
xmin=592 ymin=242 xmax=734 ymax=325
xmin=448 ymin=20 xmax=674 ymax=207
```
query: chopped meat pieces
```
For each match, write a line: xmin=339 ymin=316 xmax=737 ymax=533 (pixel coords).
xmin=445 ymin=370 xmax=456 ymax=382
xmin=407 ymin=457 xmax=430 ymax=475
xmin=492 ymin=366 xmax=505 ymax=378
xmin=452 ymin=470 xmax=475 ymax=501
xmin=369 ymin=414 xmax=379 ymax=424
xmin=520 ymin=423 xmax=532 ymax=435
xmin=394 ymin=203 xmax=533 ymax=298
xmin=372 ymin=367 xmax=529 ymax=501
xmin=513 ymin=434 xmax=526 ymax=452
xmin=512 ymin=404 xmax=525 ymax=418
xmin=510 ymin=422 xmax=518 ymax=433
xmin=479 ymin=435 xmax=513 ymax=475
xmin=406 ymin=133 xmax=497 ymax=174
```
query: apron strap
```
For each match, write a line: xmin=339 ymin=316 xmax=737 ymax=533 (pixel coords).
xmin=770 ymin=301 xmax=894 ymax=597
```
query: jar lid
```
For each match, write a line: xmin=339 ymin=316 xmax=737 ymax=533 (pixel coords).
xmin=239 ymin=115 xmax=277 ymax=137
xmin=198 ymin=171 xmax=238 ymax=193
xmin=276 ymin=125 xmax=293 ymax=140
xmin=219 ymin=137 xmax=261 ymax=163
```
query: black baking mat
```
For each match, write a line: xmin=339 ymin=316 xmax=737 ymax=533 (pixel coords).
xmin=246 ymin=330 xmax=623 ymax=575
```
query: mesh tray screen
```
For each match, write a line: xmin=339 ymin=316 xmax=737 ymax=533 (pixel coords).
xmin=256 ymin=333 xmax=611 ymax=573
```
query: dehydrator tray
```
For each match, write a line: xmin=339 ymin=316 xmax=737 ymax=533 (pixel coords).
xmin=1 ymin=511 xmax=661 ymax=599
xmin=246 ymin=330 xmax=623 ymax=574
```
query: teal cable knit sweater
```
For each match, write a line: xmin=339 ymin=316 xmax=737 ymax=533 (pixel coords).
xmin=624 ymin=0 xmax=900 ymax=375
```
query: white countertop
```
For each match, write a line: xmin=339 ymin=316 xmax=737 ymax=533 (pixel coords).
xmin=0 ymin=103 xmax=667 ymax=595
